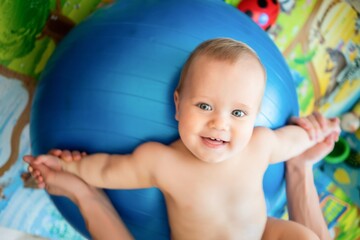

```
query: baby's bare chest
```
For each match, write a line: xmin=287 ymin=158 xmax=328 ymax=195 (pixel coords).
xmin=164 ymin=174 xmax=267 ymax=240
xmin=170 ymin=173 xmax=265 ymax=214
xmin=162 ymin=158 xmax=265 ymax=199
xmin=158 ymin=148 xmax=269 ymax=238
xmin=162 ymin=163 xmax=267 ymax=226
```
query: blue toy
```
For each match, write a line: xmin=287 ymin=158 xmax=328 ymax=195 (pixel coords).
xmin=30 ymin=0 xmax=298 ymax=239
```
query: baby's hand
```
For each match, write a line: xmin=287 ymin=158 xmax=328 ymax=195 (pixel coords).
xmin=24 ymin=149 xmax=87 ymax=171
xmin=24 ymin=154 xmax=63 ymax=174
xmin=26 ymin=162 xmax=84 ymax=201
xmin=287 ymin=132 xmax=338 ymax=167
xmin=23 ymin=149 xmax=87 ymax=188
xmin=290 ymin=112 xmax=340 ymax=142
xmin=26 ymin=162 xmax=48 ymax=189
xmin=23 ymin=154 xmax=56 ymax=189
xmin=23 ymin=154 xmax=64 ymax=189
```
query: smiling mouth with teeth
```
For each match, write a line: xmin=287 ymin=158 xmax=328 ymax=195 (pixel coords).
xmin=202 ymin=137 xmax=229 ymax=148
xmin=210 ymin=137 xmax=221 ymax=141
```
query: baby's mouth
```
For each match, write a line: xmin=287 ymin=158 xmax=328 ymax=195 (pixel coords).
xmin=202 ymin=137 xmax=229 ymax=147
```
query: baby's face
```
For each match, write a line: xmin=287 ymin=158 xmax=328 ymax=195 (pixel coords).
xmin=174 ymin=55 xmax=265 ymax=163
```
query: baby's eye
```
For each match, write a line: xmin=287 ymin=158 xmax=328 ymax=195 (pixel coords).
xmin=197 ymin=103 xmax=212 ymax=111
xmin=232 ymin=109 xmax=246 ymax=117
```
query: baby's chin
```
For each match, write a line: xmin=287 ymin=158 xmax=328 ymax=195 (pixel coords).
xmin=195 ymin=154 xmax=230 ymax=164
xmin=202 ymin=159 xmax=227 ymax=164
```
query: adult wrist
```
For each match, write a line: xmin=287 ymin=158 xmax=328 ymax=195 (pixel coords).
xmin=286 ymin=160 xmax=315 ymax=187
xmin=286 ymin=157 xmax=313 ymax=175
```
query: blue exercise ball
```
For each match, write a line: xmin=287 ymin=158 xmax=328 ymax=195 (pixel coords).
xmin=30 ymin=0 xmax=298 ymax=239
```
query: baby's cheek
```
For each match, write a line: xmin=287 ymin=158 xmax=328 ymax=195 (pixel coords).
xmin=235 ymin=126 xmax=253 ymax=145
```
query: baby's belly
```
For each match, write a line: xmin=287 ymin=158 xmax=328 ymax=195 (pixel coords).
xmin=167 ymin=195 xmax=267 ymax=240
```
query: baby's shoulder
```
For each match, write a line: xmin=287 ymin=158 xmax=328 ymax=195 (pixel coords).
xmin=245 ymin=127 xmax=276 ymax=166
xmin=135 ymin=141 xmax=183 ymax=161
xmin=135 ymin=141 xmax=171 ymax=155
xmin=252 ymin=127 xmax=276 ymax=142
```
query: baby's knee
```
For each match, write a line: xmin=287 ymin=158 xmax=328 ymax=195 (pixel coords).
xmin=296 ymin=227 xmax=320 ymax=240
xmin=264 ymin=218 xmax=320 ymax=240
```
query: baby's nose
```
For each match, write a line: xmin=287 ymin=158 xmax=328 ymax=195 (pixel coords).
xmin=209 ymin=115 xmax=229 ymax=131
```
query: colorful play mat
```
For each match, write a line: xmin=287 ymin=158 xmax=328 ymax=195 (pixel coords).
xmin=0 ymin=0 xmax=359 ymax=239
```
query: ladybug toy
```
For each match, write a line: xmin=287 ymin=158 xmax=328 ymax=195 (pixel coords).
xmin=237 ymin=0 xmax=280 ymax=31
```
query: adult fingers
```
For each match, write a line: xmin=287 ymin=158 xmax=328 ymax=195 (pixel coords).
xmin=313 ymin=111 xmax=327 ymax=130
xmin=307 ymin=113 xmax=321 ymax=141
xmin=23 ymin=155 xmax=35 ymax=163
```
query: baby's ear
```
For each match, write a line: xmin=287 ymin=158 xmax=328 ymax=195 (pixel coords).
xmin=174 ymin=91 xmax=180 ymax=121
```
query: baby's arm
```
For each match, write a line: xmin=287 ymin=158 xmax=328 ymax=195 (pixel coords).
xmin=264 ymin=112 xmax=340 ymax=164
xmin=26 ymin=142 xmax=164 ymax=189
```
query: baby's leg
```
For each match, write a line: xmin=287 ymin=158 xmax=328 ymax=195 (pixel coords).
xmin=262 ymin=217 xmax=320 ymax=240
xmin=31 ymin=164 xmax=134 ymax=240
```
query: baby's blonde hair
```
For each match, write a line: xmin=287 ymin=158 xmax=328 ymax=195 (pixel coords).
xmin=176 ymin=38 xmax=266 ymax=93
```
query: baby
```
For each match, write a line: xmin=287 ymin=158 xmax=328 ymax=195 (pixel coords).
xmin=26 ymin=38 xmax=340 ymax=240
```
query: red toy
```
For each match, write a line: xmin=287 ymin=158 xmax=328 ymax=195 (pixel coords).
xmin=237 ymin=0 xmax=280 ymax=31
